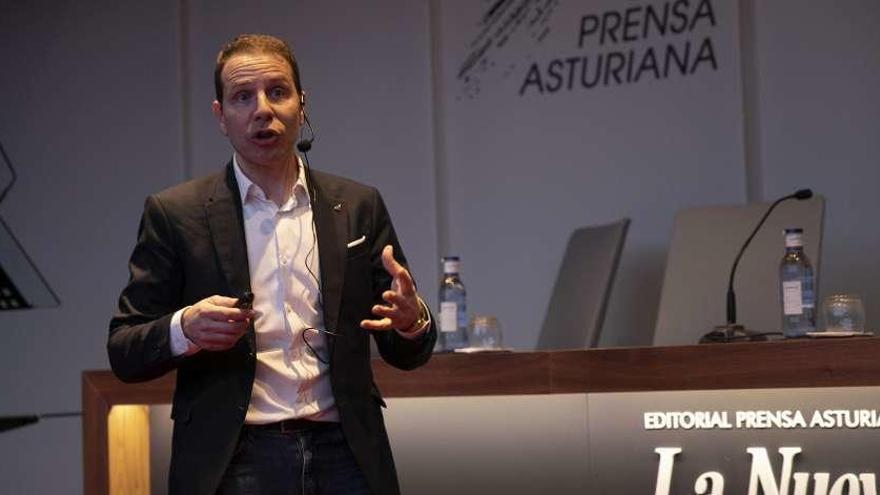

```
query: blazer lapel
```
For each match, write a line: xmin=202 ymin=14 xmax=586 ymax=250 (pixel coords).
xmin=311 ymin=175 xmax=347 ymax=340
xmin=205 ymin=162 xmax=251 ymax=298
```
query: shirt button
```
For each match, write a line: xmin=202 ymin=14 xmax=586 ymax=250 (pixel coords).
xmin=281 ymin=256 xmax=289 ymax=265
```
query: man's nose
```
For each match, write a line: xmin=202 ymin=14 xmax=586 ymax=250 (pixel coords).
xmin=253 ymin=91 xmax=272 ymax=119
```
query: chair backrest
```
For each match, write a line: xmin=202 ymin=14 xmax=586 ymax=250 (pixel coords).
xmin=536 ymin=218 xmax=630 ymax=350
xmin=653 ymin=196 xmax=825 ymax=346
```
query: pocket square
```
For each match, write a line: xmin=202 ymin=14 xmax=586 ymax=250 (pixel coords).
xmin=346 ymin=235 xmax=366 ymax=248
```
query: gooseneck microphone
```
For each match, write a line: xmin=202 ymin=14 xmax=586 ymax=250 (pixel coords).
xmin=700 ymin=188 xmax=814 ymax=343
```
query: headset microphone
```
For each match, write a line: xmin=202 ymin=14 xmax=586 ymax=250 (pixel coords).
xmin=293 ymin=109 xmax=337 ymax=362
xmin=296 ymin=113 xmax=315 ymax=153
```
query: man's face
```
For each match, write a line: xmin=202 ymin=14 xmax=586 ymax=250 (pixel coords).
xmin=212 ymin=51 xmax=303 ymax=170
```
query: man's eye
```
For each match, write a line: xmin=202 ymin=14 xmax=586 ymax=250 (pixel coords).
xmin=270 ymin=87 xmax=289 ymax=99
xmin=232 ymin=91 xmax=251 ymax=102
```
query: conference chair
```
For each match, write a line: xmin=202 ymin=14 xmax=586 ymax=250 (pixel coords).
xmin=536 ymin=218 xmax=630 ymax=350
xmin=653 ymin=196 xmax=825 ymax=346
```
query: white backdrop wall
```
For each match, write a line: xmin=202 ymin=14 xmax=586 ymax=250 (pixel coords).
xmin=0 ymin=0 xmax=877 ymax=493
xmin=436 ymin=0 xmax=746 ymax=348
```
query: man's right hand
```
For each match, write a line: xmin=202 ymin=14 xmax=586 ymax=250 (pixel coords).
xmin=181 ymin=295 xmax=254 ymax=351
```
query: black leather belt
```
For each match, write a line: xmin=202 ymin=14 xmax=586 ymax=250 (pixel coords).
xmin=245 ymin=418 xmax=335 ymax=434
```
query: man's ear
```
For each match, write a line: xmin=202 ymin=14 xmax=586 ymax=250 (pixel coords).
xmin=211 ymin=100 xmax=227 ymax=136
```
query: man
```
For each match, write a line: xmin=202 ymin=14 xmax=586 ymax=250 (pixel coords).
xmin=108 ymin=33 xmax=435 ymax=495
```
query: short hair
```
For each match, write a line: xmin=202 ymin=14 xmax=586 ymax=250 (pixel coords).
xmin=214 ymin=34 xmax=303 ymax=103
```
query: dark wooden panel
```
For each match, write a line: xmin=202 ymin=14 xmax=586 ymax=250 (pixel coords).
xmin=551 ymin=337 xmax=880 ymax=393
xmin=372 ymin=351 xmax=552 ymax=397
xmin=83 ymin=370 xmax=175 ymax=404
xmin=82 ymin=373 xmax=110 ymax=495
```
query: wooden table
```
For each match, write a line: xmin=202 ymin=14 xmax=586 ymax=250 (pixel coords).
xmin=82 ymin=337 xmax=880 ymax=494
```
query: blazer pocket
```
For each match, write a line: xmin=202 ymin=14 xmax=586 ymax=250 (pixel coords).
xmin=346 ymin=235 xmax=366 ymax=248
xmin=346 ymin=236 xmax=369 ymax=260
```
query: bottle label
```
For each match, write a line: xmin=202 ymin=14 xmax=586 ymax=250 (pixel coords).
xmin=440 ymin=302 xmax=458 ymax=332
xmin=782 ymin=281 xmax=804 ymax=315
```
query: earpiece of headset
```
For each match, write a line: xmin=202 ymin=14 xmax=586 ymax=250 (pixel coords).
xmin=296 ymin=91 xmax=314 ymax=153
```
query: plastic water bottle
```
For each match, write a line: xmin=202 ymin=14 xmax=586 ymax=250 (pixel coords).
xmin=438 ymin=256 xmax=468 ymax=351
xmin=779 ymin=228 xmax=816 ymax=337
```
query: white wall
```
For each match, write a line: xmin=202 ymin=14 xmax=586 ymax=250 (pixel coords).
xmin=0 ymin=0 xmax=877 ymax=493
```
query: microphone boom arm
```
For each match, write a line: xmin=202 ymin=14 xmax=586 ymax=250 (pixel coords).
xmin=726 ymin=194 xmax=793 ymax=324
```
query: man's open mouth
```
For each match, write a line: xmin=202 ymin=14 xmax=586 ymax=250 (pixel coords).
xmin=252 ymin=129 xmax=280 ymax=142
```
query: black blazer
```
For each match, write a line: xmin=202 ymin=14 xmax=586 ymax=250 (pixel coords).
xmin=108 ymin=162 xmax=436 ymax=495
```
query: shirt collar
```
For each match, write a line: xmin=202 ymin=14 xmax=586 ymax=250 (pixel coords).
xmin=232 ymin=154 xmax=311 ymax=208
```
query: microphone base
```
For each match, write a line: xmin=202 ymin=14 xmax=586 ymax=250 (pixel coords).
xmin=699 ymin=324 xmax=769 ymax=344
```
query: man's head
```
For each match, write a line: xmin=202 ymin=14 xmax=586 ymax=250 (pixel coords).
xmin=214 ymin=34 xmax=303 ymax=104
xmin=212 ymin=34 xmax=305 ymax=171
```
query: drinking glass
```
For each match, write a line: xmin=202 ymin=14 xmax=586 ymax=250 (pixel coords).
xmin=468 ymin=315 xmax=503 ymax=349
xmin=822 ymin=294 xmax=866 ymax=333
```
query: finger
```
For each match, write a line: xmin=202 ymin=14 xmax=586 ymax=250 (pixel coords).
xmin=194 ymin=320 xmax=249 ymax=336
xmin=201 ymin=306 xmax=253 ymax=322
xmin=207 ymin=295 xmax=240 ymax=307
xmin=190 ymin=325 xmax=247 ymax=350
xmin=382 ymin=291 xmax=414 ymax=310
xmin=190 ymin=329 xmax=244 ymax=349
xmin=360 ymin=317 xmax=394 ymax=331
xmin=371 ymin=304 xmax=400 ymax=319
xmin=381 ymin=245 xmax=405 ymax=277
xmin=392 ymin=269 xmax=416 ymax=298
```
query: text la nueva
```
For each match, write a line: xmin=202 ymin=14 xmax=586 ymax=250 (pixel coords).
xmin=655 ymin=447 xmax=876 ymax=495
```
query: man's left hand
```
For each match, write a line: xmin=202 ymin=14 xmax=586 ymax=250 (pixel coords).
xmin=360 ymin=245 xmax=422 ymax=332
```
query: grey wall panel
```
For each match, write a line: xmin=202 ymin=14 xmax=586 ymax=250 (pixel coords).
xmin=0 ymin=1 xmax=184 ymax=493
xmin=751 ymin=0 xmax=880 ymax=331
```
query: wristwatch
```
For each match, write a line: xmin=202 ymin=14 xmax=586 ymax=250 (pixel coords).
xmin=401 ymin=298 xmax=430 ymax=334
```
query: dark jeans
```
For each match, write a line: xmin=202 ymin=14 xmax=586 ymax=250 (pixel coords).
xmin=216 ymin=423 xmax=371 ymax=495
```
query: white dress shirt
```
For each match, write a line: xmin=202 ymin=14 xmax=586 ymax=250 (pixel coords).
xmin=172 ymin=154 xmax=338 ymax=423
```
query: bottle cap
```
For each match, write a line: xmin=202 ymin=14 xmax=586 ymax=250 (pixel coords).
xmin=442 ymin=256 xmax=460 ymax=274
xmin=784 ymin=228 xmax=804 ymax=248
